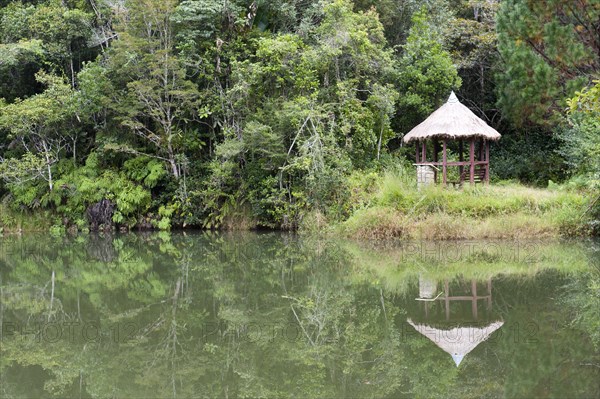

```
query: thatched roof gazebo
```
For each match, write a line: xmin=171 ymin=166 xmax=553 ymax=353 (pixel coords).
xmin=403 ymin=92 xmax=501 ymax=186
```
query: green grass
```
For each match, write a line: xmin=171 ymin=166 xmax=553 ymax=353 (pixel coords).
xmin=0 ymin=204 xmax=54 ymax=233
xmin=337 ymin=169 xmax=592 ymax=240
xmin=1 ymin=166 xmax=593 ymax=238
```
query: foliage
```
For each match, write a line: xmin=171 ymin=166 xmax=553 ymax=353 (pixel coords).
xmin=0 ymin=0 xmax=597 ymax=233
xmin=0 ymin=0 xmax=94 ymax=97
xmin=445 ymin=0 xmax=499 ymax=119
xmin=0 ymin=71 xmax=79 ymax=192
xmin=396 ymin=7 xmax=461 ymax=131
xmin=100 ymin=0 xmax=200 ymax=180
xmin=561 ymin=80 xmax=600 ymax=184
xmin=559 ymin=80 xmax=600 ymax=233
xmin=495 ymin=0 xmax=599 ymax=127
xmin=492 ymin=131 xmax=568 ymax=186
xmin=198 ymin=0 xmax=399 ymax=229
xmin=48 ymin=154 xmax=153 ymax=227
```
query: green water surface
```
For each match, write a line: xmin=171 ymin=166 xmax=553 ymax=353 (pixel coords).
xmin=0 ymin=233 xmax=598 ymax=398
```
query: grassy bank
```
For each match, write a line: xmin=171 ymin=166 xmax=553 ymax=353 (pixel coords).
xmin=1 ymin=169 xmax=595 ymax=238
xmin=0 ymin=204 xmax=54 ymax=233
xmin=328 ymin=169 xmax=594 ymax=240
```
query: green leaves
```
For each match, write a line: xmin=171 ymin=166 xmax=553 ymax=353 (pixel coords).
xmin=0 ymin=152 xmax=48 ymax=185
xmin=0 ymin=39 xmax=44 ymax=68
xmin=495 ymin=0 xmax=599 ymax=127
xmin=559 ymin=80 xmax=600 ymax=190
xmin=0 ymin=71 xmax=75 ymax=135
xmin=0 ymin=71 xmax=79 ymax=192
xmin=124 ymin=157 xmax=167 ymax=189
xmin=102 ymin=0 xmax=200 ymax=180
xmin=397 ymin=8 xmax=461 ymax=129
xmin=44 ymin=153 xmax=153 ymax=227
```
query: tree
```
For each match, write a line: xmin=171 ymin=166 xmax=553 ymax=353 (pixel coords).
xmin=0 ymin=0 xmax=94 ymax=88
xmin=496 ymin=0 xmax=599 ymax=127
xmin=0 ymin=71 xmax=77 ymax=192
xmin=199 ymin=0 xmax=401 ymax=228
xmin=446 ymin=0 xmax=500 ymax=120
xmin=396 ymin=7 xmax=462 ymax=131
xmin=353 ymin=0 xmax=456 ymax=50
xmin=562 ymin=80 xmax=600 ymax=181
xmin=560 ymin=79 xmax=600 ymax=232
xmin=368 ymin=83 xmax=398 ymax=160
xmin=102 ymin=0 xmax=200 ymax=180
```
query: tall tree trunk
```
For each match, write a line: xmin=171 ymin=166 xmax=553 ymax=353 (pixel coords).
xmin=166 ymin=127 xmax=180 ymax=179
xmin=377 ymin=113 xmax=384 ymax=160
xmin=169 ymin=158 xmax=179 ymax=179
xmin=41 ymin=139 xmax=54 ymax=191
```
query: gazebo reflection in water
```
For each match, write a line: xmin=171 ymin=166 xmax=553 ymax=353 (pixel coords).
xmin=407 ymin=276 xmax=504 ymax=366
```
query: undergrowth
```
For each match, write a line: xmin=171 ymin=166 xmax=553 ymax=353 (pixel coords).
xmin=337 ymin=167 xmax=592 ymax=240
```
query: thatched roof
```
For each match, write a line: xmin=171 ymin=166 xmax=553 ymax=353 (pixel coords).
xmin=407 ymin=319 xmax=504 ymax=366
xmin=402 ymin=92 xmax=501 ymax=143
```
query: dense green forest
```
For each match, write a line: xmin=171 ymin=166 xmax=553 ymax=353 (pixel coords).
xmin=0 ymin=0 xmax=598 ymax=233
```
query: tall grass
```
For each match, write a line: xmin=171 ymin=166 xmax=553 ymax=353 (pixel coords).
xmin=338 ymin=167 xmax=592 ymax=240
xmin=0 ymin=204 xmax=54 ymax=233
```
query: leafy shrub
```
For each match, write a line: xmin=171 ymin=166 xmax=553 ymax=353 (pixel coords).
xmin=45 ymin=153 xmax=152 ymax=227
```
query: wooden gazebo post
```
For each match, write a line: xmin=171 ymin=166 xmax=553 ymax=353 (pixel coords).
xmin=442 ymin=139 xmax=447 ymax=185
xmin=485 ymin=140 xmax=490 ymax=185
xmin=415 ymin=142 xmax=420 ymax=163
xmin=433 ymin=140 xmax=438 ymax=183
xmin=469 ymin=139 xmax=475 ymax=185
xmin=459 ymin=140 xmax=464 ymax=184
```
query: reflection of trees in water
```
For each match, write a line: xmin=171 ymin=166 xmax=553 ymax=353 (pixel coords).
xmin=86 ymin=234 xmax=117 ymax=262
xmin=0 ymin=234 xmax=598 ymax=398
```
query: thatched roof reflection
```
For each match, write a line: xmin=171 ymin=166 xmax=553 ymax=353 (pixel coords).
xmin=407 ymin=318 xmax=504 ymax=366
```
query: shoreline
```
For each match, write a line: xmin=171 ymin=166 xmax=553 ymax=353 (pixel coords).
xmin=1 ymin=180 xmax=597 ymax=239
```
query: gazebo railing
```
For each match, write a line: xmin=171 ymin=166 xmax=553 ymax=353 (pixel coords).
xmin=414 ymin=161 xmax=488 ymax=167
xmin=414 ymin=138 xmax=490 ymax=185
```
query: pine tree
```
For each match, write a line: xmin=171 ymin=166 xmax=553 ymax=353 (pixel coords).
xmin=496 ymin=0 xmax=599 ymax=128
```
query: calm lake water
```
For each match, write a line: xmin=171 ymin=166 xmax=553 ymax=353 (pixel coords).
xmin=0 ymin=233 xmax=599 ymax=399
